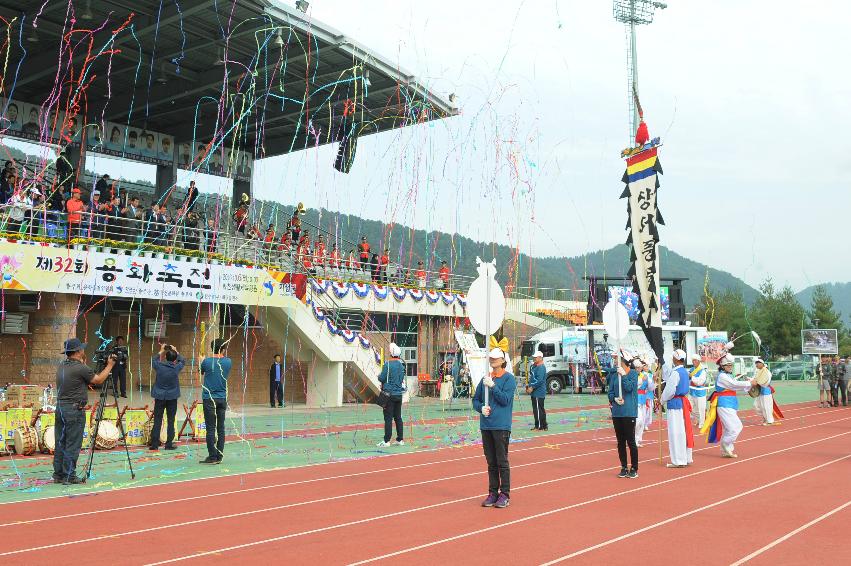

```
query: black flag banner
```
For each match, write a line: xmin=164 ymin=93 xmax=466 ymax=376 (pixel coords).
xmin=620 ymin=136 xmax=664 ymax=361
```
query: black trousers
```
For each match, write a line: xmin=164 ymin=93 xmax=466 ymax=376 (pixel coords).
xmin=203 ymin=398 xmax=227 ymax=460
xmin=53 ymin=403 xmax=85 ymax=480
xmin=838 ymin=381 xmax=848 ymax=406
xmin=382 ymin=396 xmax=404 ymax=442
xmin=150 ymin=399 xmax=178 ymax=448
xmin=112 ymin=366 xmax=126 ymax=396
xmin=612 ymin=416 xmax=638 ymax=471
xmin=270 ymin=379 xmax=283 ymax=407
xmin=481 ymin=429 xmax=511 ymax=495
xmin=531 ymin=397 xmax=547 ymax=429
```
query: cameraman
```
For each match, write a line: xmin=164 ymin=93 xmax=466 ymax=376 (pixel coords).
xmin=53 ymin=338 xmax=115 ymax=485
xmin=150 ymin=344 xmax=185 ymax=450
xmin=111 ymin=336 xmax=129 ymax=398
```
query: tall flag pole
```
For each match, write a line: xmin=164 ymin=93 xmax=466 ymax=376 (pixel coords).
xmin=620 ymin=91 xmax=664 ymax=363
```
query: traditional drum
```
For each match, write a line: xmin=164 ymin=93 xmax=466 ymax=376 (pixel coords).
xmin=13 ymin=425 xmax=39 ymax=455
xmin=41 ymin=425 xmax=56 ymax=454
xmin=93 ymin=420 xmax=120 ymax=450
xmin=142 ymin=417 xmax=170 ymax=445
xmin=748 ymin=384 xmax=761 ymax=398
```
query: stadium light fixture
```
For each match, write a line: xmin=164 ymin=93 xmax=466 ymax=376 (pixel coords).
xmin=274 ymin=29 xmax=285 ymax=47
xmin=363 ymin=69 xmax=371 ymax=87
xmin=295 ymin=1 xmax=309 ymax=14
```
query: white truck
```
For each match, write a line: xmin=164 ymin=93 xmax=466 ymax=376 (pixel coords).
xmin=518 ymin=324 xmax=707 ymax=394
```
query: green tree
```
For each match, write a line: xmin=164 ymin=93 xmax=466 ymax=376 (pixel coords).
xmin=695 ymin=287 xmax=758 ymax=354
xmin=806 ymin=285 xmax=850 ymax=357
xmin=751 ymin=278 xmax=806 ymax=357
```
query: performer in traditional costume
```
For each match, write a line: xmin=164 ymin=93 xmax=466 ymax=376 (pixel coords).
xmin=660 ymin=349 xmax=694 ymax=468
xmin=688 ymin=354 xmax=709 ymax=429
xmin=701 ymin=354 xmax=757 ymax=458
xmin=753 ymin=358 xmax=783 ymax=425
xmin=634 ymin=359 xmax=652 ymax=447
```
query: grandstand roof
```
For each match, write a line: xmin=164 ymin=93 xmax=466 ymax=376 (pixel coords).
xmin=0 ymin=0 xmax=456 ymax=159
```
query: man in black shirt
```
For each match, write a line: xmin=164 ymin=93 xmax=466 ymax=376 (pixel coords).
xmin=53 ymin=338 xmax=114 ymax=485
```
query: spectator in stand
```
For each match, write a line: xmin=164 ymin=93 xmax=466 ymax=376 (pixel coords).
xmin=298 ymin=237 xmax=314 ymax=274
xmin=146 ymin=203 xmax=167 ymax=245
xmin=415 ymin=260 xmax=427 ymax=288
xmin=380 ymin=248 xmax=390 ymax=284
xmin=205 ymin=217 xmax=219 ymax=254
xmin=288 ymin=209 xmax=301 ymax=243
xmin=7 ymin=187 xmax=32 ymax=234
xmin=329 ymin=243 xmax=341 ymax=274
xmin=183 ymin=211 xmax=202 ymax=251
xmin=55 ymin=150 xmax=74 ymax=188
xmin=278 ymin=229 xmax=291 ymax=257
xmin=299 ymin=228 xmax=310 ymax=248
xmin=314 ymin=235 xmax=326 ymax=268
xmin=185 ymin=180 xmax=199 ymax=212
xmin=263 ymin=224 xmax=276 ymax=259
xmin=0 ymin=161 xmax=15 ymax=203
xmin=87 ymin=190 xmax=103 ymax=237
xmin=369 ymin=253 xmax=380 ymax=281
xmin=98 ymin=195 xmax=120 ymax=239
xmin=65 ymin=188 xmax=87 ymax=239
xmin=346 ymin=248 xmax=357 ymax=271
xmin=95 ymin=174 xmax=110 ymax=196
xmin=232 ymin=192 xmax=250 ymax=235
xmin=439 ymin=260 xmax=450 ymax=289
xmin=247 ymin=223 xmax=262 ymax=241
xmin=358 ymin=236 xmax=371 ymax=267
xmin=121 ymin=196 xmax=142 ymax=242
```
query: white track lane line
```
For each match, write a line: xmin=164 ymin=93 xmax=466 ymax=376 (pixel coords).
xmin=0 ymin=401 xmax=820 ymax=524
xmin=345 ymin=430 xmax=851 ymax=566
xmin=129 ymin=416 xmax=848 ymax=565
xmin=539 ymin=455 xmax=851 ymax=564
xmin=0 ymin=409 xmax=835 ymax=559
xmin=0 ymin=430 xmax=628 ymax=528
xmin=0 ymin=404 xmax=830 ymax=544
xmin=729 ymin=499 xmax=851 ymax=566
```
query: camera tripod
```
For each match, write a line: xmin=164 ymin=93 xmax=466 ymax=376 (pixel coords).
xmin=82 ymin=370 xmax=135 ymax=482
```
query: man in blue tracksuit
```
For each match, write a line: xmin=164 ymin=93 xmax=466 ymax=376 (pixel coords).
xmin=527 ymin=350 xmax=548 ymax=431
xmin=473 ymin=348 xmax=517 ymax=509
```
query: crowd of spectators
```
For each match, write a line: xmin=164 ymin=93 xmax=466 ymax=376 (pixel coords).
xmin=1 ymin=160 xmax=456 ymax=288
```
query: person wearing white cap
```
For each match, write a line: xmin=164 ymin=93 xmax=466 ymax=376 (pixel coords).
xmin=473 ymin=347 xmax=516 ymax=509
xmin=526 ymin=350 xmax=548 ymax=431
xmin=660 ymin=349 xmax=694 ymax=468
xmin=701 ymin=354 xmax=757 ymax=457
xmin=634 ymin=358 xmax=652 ymax=447
xmin=377 ymin=343 xmax=406 ymax=447
xmin=753 ymin=358 xmax=780 ymax=425
xmin=688 ymin=353 xmax=709 ymax=429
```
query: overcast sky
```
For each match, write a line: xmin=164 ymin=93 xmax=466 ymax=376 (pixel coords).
xmin=21 ymin=1 xmax=848 ymax=292
xmin=252 ymin=0 xmax=850 ymax=292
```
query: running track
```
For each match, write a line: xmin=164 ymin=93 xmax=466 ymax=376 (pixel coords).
xmin=1 ymin=402 xmax=848 ymax=565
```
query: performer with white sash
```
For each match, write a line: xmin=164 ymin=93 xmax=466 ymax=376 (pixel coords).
xmin=688 ymin=354 xmax=709 ymax=429
xmin=753 ymin=358 xmax=783 ymax=425
xmin=660 ymin=350 xmax=694 ymax=468
xmin=701 ymin=354 xmax=757 ymax=458
xmin=634 ymin=359 xmax=652 ymax=446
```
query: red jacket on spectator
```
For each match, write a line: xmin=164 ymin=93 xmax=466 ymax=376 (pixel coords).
xmin=314 ymin=242 xmax=326 ymax=266
xmin=380 ymin=254 xmax=389 ymax=268
xmin=329 ymin=248 xmax=340 ymax=268
xmin=358 ymin=240 xmax=370 ymax=261
xmin=439 ymin=265 xmax=450 ymax=282
xmin=66 ymin=194 xmax=85 ymax=224
xmin=416 ymin=268 xmax=426 ymax=279
xmin=264 ymin=228 xmax=276 ymax=244
xmin=278 ymin=231 xmax=291 ymax=252
xmin=299 ymin=243 xmax=312 ymax=269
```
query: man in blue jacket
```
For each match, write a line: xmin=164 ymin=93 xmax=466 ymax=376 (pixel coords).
xmin=377 ymin=343 xmax=406 ymax=447
xmin=527 ymin=350 xmax=548 ymax=431
xmin=473 ymin=348 xmax=516 ymax=509
xmin=150 ymin=344 xmax=185 ymax=450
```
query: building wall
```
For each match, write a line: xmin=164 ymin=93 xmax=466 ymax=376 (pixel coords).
xmin=1 ymin=293 xmax=307 ymax=405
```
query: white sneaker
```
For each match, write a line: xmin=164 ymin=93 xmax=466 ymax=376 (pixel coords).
xmin=376 ymin=441 xmax=391 ymax=447
xmin=396 ymin=440 xmax=405 ymax=446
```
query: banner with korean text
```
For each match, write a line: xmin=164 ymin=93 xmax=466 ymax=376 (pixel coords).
xmin=0 ymin=242 xmax=305 ymax=308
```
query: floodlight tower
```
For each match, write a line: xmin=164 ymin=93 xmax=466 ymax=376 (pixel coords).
xmin=613 ymin=1 xmax=667 ymax=143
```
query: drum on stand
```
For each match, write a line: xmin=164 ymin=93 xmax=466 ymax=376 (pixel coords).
xmin=13 ymin=425 xmax=39 ymax=455
xmin=142 ymin=419 xmax=168 ymax=444
xmin=41 ymin=426 xmax=56 ymax=454
xmin=748 ymin=384 xmax=761 ymax=398
xmin=93 ymin=420 xmax=120 ymax=450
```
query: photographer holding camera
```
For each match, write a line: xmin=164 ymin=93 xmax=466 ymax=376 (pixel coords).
xmin=150 ymin=343 xmax=185 ymax=450
xmin=53 ymin=338 xmax=115 ymax=485
xmin=111 ymin=336 xmax=129 ymax=398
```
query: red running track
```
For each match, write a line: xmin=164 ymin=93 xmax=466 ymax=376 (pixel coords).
xmin=0 ymin=402 xmax=847 ymax=565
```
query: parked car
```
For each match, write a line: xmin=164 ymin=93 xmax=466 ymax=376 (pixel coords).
xmin=770 ymin=359 xmax=816 ymax=380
